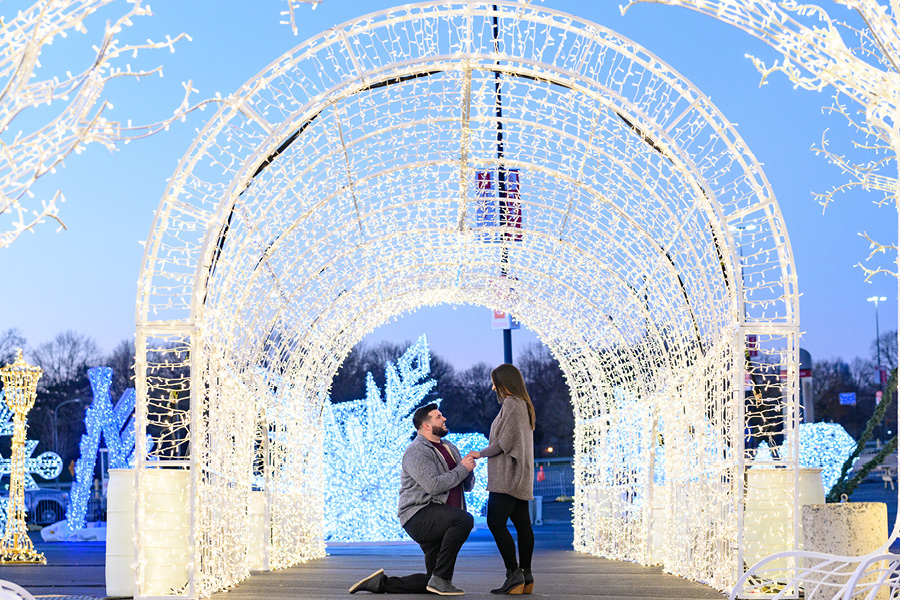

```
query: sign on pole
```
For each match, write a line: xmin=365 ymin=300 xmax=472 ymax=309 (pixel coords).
xmin=839 ymin=392 xmax=857 ymax=406
xmin=476 ymin=170 xmax=497 ymax=243
xmin=491 ymin=309 xmax=520 ymax=330
xmin=746 ymin=334 xmax=758 ymax=358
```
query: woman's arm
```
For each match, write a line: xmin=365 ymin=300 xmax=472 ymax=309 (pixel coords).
xmin=478 ymin=401 xmax=522 ymax=457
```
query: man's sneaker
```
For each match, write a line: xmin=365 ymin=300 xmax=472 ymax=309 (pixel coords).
xmin=426 ymin=575 xmax=465 ymax=596
xmin=349 ymin=568 xmax=385 ymax=593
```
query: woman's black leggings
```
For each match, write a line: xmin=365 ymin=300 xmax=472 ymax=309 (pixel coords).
xmin=486 ymin=492 xmax=534 ymax=571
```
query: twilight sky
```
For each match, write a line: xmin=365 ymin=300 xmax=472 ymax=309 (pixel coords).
xmin=1 ymin=0 xmax=895 ymax=370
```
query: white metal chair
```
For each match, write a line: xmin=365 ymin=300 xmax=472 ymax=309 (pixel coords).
xmin=0 ymin=580 xmax=36 ymax=600
xmin=730 ymin=549 xmax=900 ymax=599
xmin=881 ymin=467 xmax=895 ymax=490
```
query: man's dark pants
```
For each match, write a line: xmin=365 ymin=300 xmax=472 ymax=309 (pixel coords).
xmin=381 ymin=503 xmax=474 ymax=593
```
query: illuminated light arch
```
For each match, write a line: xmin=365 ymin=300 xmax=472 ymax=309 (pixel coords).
xmin=135 ymin=2 xmax=800 ymax=597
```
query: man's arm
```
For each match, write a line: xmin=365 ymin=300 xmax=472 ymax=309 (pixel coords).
xmin=403 ymin=444 xmax=473 ymax=497
xmin=449 ymin=442 xmax=477 ymax=492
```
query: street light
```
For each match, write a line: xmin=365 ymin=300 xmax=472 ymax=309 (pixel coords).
xmin=867 ymin=296 xmax=888 ymax=436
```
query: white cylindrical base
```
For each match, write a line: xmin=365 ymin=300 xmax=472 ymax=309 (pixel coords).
xmin=649 ymin=484 xmax=666 ymax=564
xmin=744 ymin=469 xmax=794 ymax=572
xmin=106 ymin=468 xmax=136 ymax=597
xmin=248 ymin=490 xmax=267 ymax=571
xmin=802 ymin=502 xmax=888 ymax=600
xmin=798 ymin=468 xmax=825 ymax=506
xmin=139 ymin=469 xmax=191 ymax=597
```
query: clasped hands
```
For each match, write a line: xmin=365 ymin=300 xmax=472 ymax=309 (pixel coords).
xmin=461 ymin=450 xmax=481 ymax=472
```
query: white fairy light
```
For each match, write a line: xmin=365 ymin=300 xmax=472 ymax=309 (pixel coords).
xmin=134 ymin=3 xmax=800 ymax=597
xmin=280 ymin=1 xmax=324 ymax=35
xmin=0 ymin=0 xmax=219 ymax=248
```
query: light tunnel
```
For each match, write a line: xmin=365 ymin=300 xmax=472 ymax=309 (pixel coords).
xmin=134 ymin=2 xmax=800 ymax=597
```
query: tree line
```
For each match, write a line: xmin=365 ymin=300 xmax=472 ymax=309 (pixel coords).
xmin=3 ymin=323 xmax=890 ymax=482
xmin=813 ymin=330 xmax=899 ymax=439
xmin=331 ymin=340 xmax=575 ymax=457
xmin=0 ymin=329 xmax=576 ymax=482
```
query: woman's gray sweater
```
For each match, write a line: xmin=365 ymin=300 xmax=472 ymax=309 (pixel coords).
xmin=479 ymin=396 xmax=534 ymax=501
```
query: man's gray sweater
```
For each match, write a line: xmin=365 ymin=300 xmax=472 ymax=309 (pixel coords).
xmin=398 ymin=434 xmax=475 ymax=526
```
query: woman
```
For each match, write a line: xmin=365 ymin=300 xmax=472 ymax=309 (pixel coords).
xmin=469 ymin=363 xmax=536 ymax=595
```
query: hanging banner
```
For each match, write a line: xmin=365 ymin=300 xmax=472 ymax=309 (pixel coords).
xmin=746 ymin=334 xmax=758 ymax=358
xmin=475 ymin=170 xmax=497 ymax=243
xmin=501 ymin=168 xmax=523 ymax=241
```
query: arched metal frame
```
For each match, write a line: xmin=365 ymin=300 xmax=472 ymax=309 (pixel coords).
xmin=135 ymin=3 xmax=800 ymax=598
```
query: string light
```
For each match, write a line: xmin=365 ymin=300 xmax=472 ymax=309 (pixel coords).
xmin=0 ymin=0 xmax=220 ymax=249
xmin=0 ymin=402 xmax=62 ymax=494
xmin=621 ymin=2 xmax=900 ymax=595
xmin=134 ymin=3 xmax=799 ymax=596
xmin=754 ymin=423 xmax=856 ymax=495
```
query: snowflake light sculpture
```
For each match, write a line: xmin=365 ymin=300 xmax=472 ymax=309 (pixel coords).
xmin=134 ymin=3 xmax=799 ymax=597
xmin=324 ymin=335 xmax=435 ymax=542
xmin=66 ymin=367 xmax=141 ymax=531
xmin=323 ymin=336 xmax=488 ymax=542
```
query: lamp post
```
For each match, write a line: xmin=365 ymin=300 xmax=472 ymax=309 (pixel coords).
xmin=0 ymin=349 xmax=46 ymax=564
xmin=867 ymin=295 xmax=888 ymax=407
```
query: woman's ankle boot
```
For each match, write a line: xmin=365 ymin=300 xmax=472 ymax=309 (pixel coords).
xmin=522 ymin=569 xmax=534 ymax=594
xmin=490 ymin=568 xmax=525 ymax=594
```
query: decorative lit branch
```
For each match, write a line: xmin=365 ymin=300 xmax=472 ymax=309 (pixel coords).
xmin=0 ymin=0 xmax=220 ymax=248
xmin=623 ymin=0 xmax=900 ymax=282
xmin=280 ymin=0 xmax=323 ymax=35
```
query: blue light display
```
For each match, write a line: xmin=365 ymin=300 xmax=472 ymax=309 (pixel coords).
xmin=754 ymin=422 xmax=857 ymax=494
xmin=323 ymin=335 xmax=489 ymax=542
xmin=0 ymin=400 xmax=62 ymax=491
xmin=66 ymin=367 xmax=141 ymax=531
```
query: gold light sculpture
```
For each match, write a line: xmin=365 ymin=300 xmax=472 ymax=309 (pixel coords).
xmin=0 ymin=349 xmax=46 ymax=565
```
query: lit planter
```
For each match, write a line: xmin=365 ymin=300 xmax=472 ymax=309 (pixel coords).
xmin=743 ymin=468 xmax=825 ymax=574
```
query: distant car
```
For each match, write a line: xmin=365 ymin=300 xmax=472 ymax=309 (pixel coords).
xmin=0 ymin=488 xmax=69 ymax=526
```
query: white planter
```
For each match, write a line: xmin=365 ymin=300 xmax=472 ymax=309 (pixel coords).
xmin=802 ymin=502 xmax=888 ymax=600
xmin=140 ymin=468 xmax=190 ymax=597
xmin=106 ymin=468 xmax=191 ymax=597
xmin=106 ymin=468 xmax=136 ymax=597
xmin=248 ymin=490 xmax=267 ymax=571
xmin=743 ymin=468 xmax=825 ymax=573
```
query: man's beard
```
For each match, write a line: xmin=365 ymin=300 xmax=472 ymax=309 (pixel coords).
xmin=432 ymin=424 xmax=449 ymax=438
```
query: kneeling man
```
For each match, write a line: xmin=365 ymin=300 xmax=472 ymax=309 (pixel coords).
xmin=350 ymin=403 xmax=476 ymax=596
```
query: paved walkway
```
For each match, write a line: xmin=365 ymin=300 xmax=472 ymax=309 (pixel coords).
xmin=216 ymin=522 xmax=725 ymax=600
xmin=0 ymin=503 xmax=726 ymax=599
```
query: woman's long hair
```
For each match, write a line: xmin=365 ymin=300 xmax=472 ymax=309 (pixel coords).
xmin=491 ymin=363 xmax=536 ymax=430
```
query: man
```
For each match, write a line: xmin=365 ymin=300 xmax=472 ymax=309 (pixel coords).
xmin=349 ymin=403 xmax=476 ymax=596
